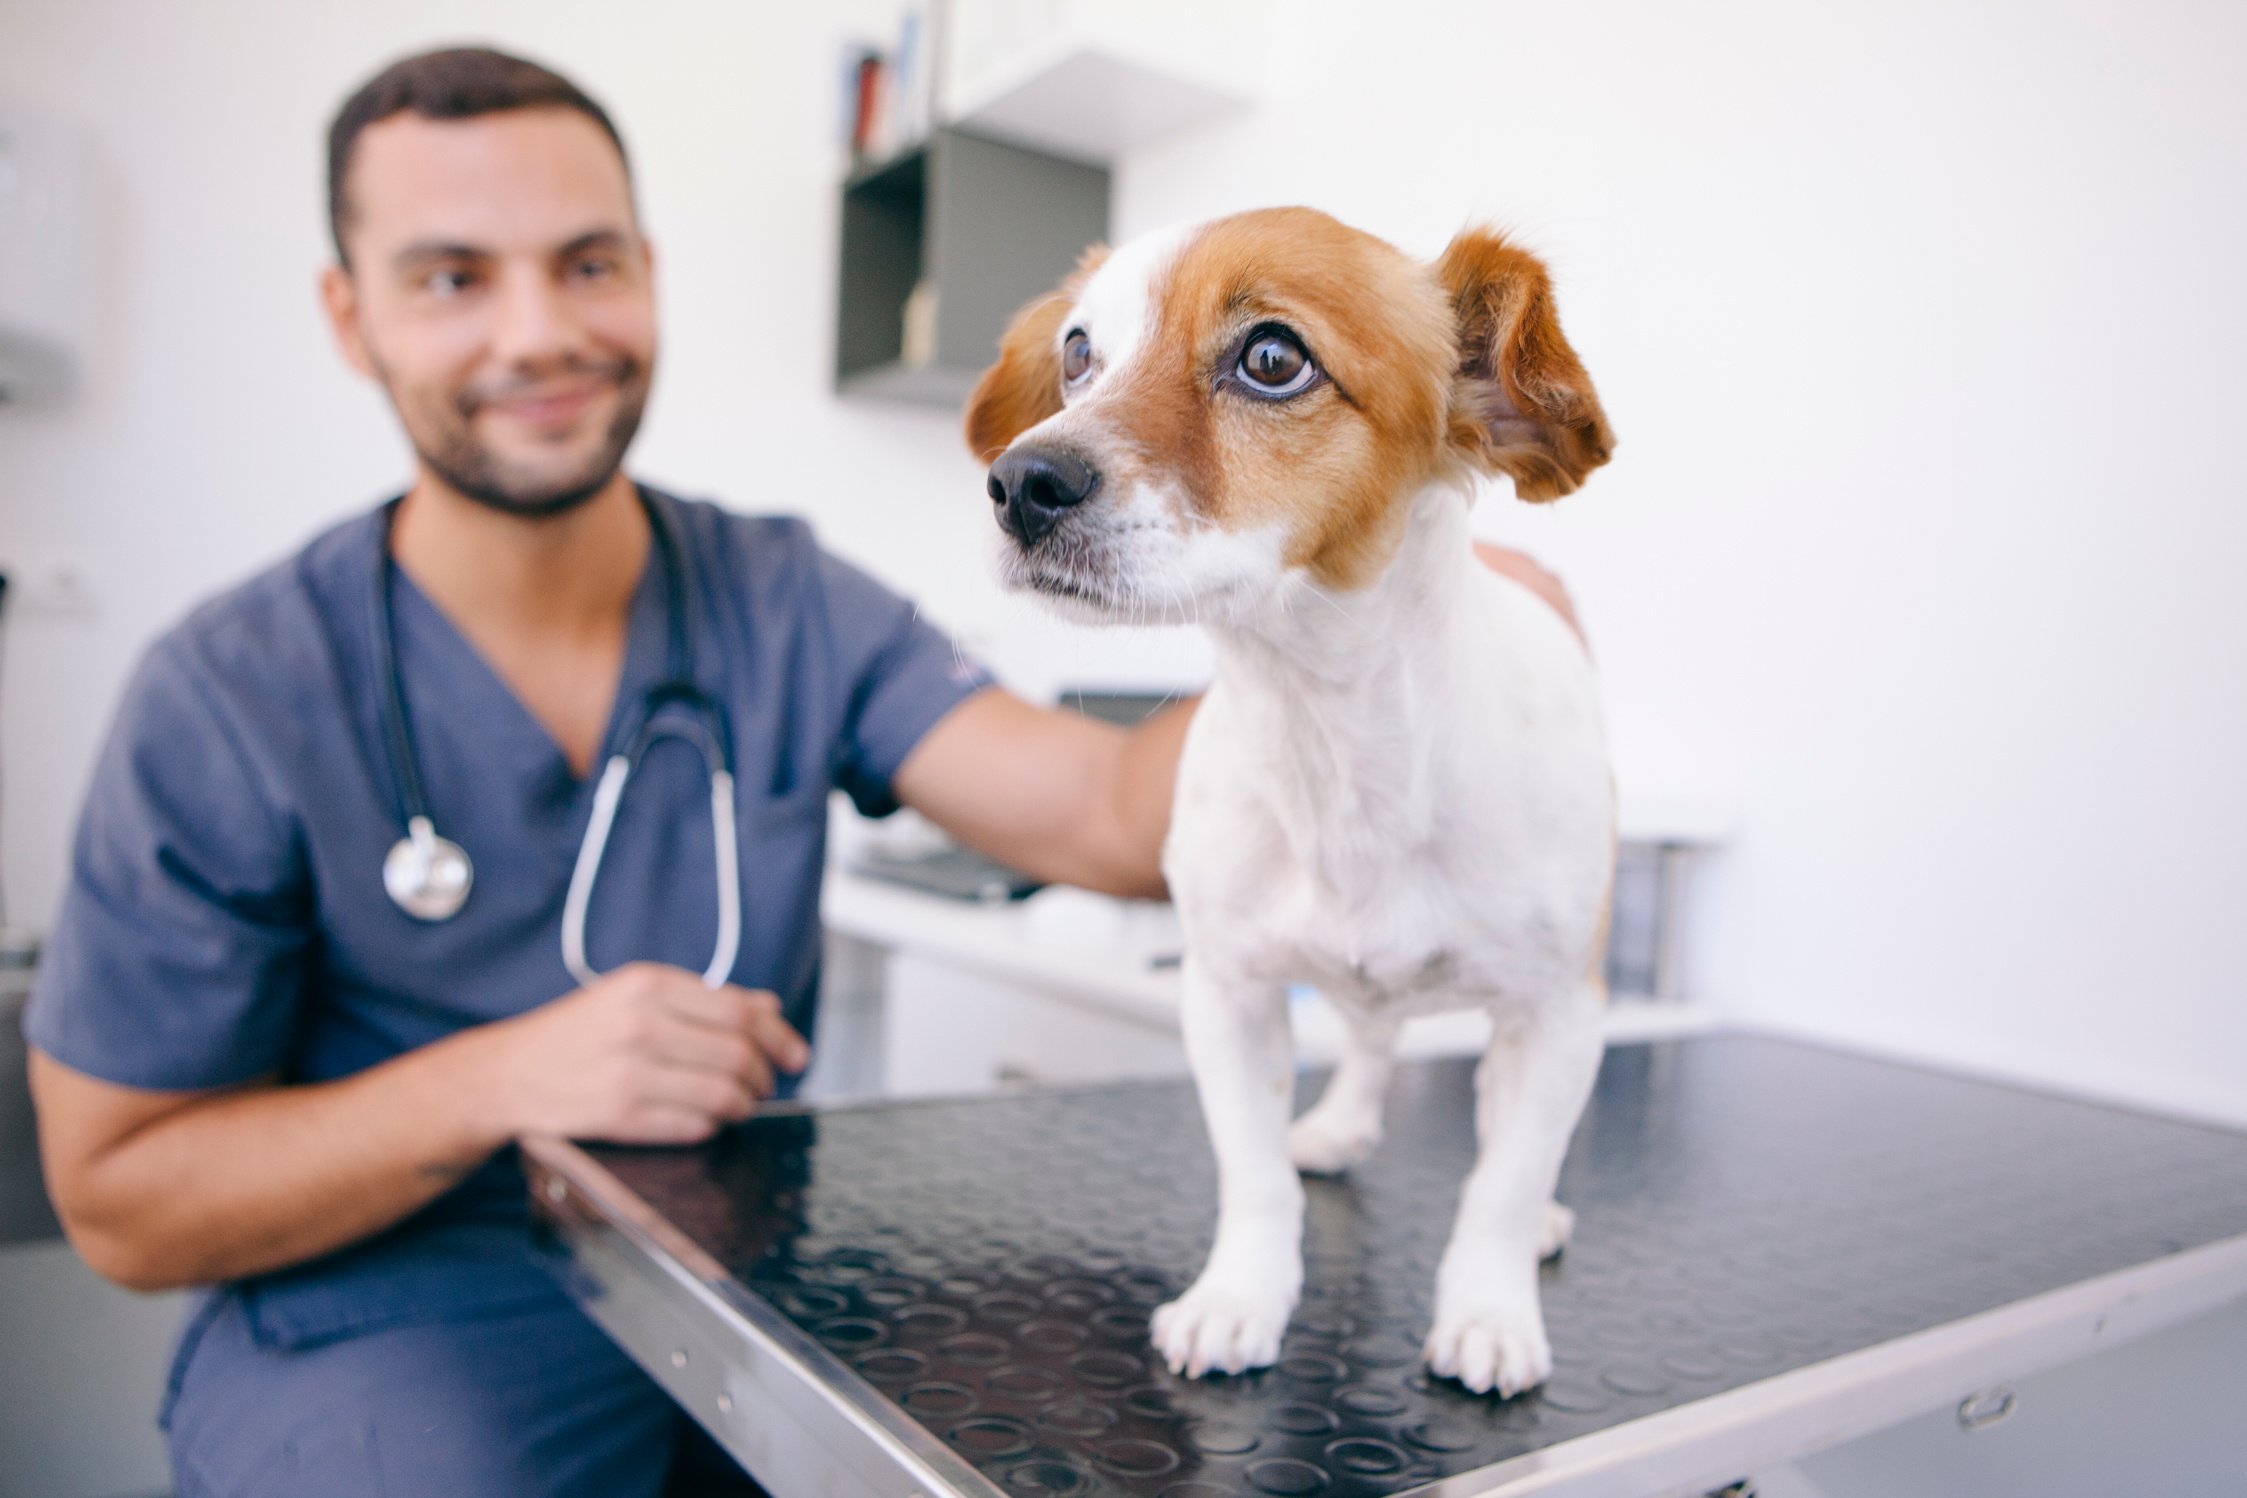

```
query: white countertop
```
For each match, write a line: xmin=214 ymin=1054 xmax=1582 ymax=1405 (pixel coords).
xmin=821 ymin=870 xmax=1715 ymax=1063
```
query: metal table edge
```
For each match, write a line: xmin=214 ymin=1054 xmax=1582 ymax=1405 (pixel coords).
xmin=1393 ymin=1228 xmax=2247 ymax=1498
xmin=524 ymin=1133 xmax=1011 ymax=1498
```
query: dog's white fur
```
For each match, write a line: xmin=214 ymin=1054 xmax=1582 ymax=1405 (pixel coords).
xmin=978 ymin=215 xmax=1614 ymax=1397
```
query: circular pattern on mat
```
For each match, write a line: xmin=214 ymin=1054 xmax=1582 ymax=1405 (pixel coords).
xmin=588 ymin=1037 xmax=2247 ymax=1497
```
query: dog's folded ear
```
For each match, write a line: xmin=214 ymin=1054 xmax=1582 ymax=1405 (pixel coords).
xmin=963 ymin=294 xmax=1068 ymax=463
xmin=1436 ymin=229 xmax=1614 ymax=501
xmin=963 ymin=245 xmax=1110 ymax=464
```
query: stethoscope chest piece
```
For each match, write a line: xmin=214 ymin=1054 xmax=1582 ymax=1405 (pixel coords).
xmin=384 ymin=814 xmax=474 ymax=922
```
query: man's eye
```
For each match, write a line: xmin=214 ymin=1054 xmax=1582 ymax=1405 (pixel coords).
xmin=1061 ymin=330 xmax=1094 ymax=385
xmin=1237 ymin=330 xmax=1316 ymax=396
xmin=570 ymin=256 xmax=618 ymax=283
xmin=422 ymin=269 xmax=478 ymax=298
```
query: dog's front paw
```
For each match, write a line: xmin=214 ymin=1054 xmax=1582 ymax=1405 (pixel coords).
xmin=1288 ymin=1108 xmax=1381 ymax=1175
xmin=1424 ymin=1294 xmax=1552 ymax=1398
xmin=1151 ymin=1278 xmax=1294 ymax=1378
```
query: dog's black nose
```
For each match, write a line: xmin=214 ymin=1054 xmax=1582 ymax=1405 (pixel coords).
xmin=989 ymin=446 xmax=1101 ymax=547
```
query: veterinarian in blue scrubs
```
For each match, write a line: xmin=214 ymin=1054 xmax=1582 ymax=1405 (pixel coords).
xmin=34 ymin=490 xmax=983 ymax=1494
xmin=21 ymin=46 xmax=1193 ymax=1498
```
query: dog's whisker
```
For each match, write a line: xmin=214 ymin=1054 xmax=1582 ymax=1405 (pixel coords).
xmin=1306 ymin=586 xmax=1362 ymax=626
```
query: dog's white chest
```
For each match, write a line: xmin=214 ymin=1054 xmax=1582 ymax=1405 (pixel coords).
xmin=1164 ymin=567 xmax=1613 ymax=1015
xmin=1230 ymin=851 xmax=1473 ymax=1009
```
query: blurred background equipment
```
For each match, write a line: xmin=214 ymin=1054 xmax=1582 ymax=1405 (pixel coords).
xmin=0 ymin=928 xmax=53 ymax=1244
xmin=0 ymin=107 xmax=96 ymax=406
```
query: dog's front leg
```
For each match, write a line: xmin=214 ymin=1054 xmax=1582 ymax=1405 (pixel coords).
xmin=1425 ymin=994 xmax=1603 ymax=1396
xmin=1151 ymin=967 xmax=1301 ymax=1377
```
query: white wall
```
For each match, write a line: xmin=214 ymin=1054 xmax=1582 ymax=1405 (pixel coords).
xmin=1109 ymin=0 xmax=2247 ymax=1124
xmin=3 ymin=1 xmax=2243 ymax=1124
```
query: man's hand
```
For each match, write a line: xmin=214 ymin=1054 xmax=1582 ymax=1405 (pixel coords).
xmin=462 ymin=962 xmax=810 ymax=1146
xmin=1473 ymin=541 xmax=1586 ymax=646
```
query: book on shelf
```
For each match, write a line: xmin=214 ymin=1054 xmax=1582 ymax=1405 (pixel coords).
xmin=843 ymin=5 xmax=937 ymax=170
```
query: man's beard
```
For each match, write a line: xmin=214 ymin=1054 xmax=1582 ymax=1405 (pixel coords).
xmin=403 ymin=355 xmax=651 ymax=519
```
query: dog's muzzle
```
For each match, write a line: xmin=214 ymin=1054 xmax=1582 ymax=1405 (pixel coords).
xmin=989 ymin=445 xmax=1101 ymax=547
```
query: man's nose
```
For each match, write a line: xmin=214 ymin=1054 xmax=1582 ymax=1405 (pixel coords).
xmin=988 ymin=446 xmax=1101 ymax=547
xmin=488 ymin=266 xmax=585 ymax=366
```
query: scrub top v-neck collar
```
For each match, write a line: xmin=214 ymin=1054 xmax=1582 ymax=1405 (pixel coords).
xmin=379 ymin=494 xmax=676 ymax=813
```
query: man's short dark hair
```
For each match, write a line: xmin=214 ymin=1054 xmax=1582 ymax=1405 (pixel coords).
xmin=326 ymin=45 xmax=632 ymax=266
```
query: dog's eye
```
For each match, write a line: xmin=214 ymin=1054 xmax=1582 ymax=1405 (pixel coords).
xmin=1237 ymin=330 xmax=1316 ymax=397
xmin=1061 ymin=330 xmax=1094 ymax=386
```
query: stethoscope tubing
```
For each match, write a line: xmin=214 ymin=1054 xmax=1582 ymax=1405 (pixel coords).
xmin=560 ymin=741 xmax=741 ymax=990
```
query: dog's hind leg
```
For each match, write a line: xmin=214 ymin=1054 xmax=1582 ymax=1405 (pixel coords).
xmin=1289 ymin=1009 xmax=1402 ymax=1175
xmin=1539 ymin=1199 xmax=1577 ymax=1260
xmin=1424 ymin=989 xmax=1603 ymax=1396
xmin=1151 ymin=968 xmax=1303 ymax=1378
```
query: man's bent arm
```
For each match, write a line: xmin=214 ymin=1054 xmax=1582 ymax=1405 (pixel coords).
xmin=30 ymin=1036 xmax=509 ymax=1291
xmin=32 ymin=963 xmax=808 ymax=1291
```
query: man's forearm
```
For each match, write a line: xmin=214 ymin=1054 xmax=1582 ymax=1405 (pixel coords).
xmin=33 ymin=1028 xmax=511 ymax=1291
xmin=40 ymin=962 xmax=800 ymax=1292
xmin=1108 ymin=698 xmax=1198 ymax=897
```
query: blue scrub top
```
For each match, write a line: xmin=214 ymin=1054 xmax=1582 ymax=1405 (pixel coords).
xmin=25 ymin=486 xmax=992 ymax=1353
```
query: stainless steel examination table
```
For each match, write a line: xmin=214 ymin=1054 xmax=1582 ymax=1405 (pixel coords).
xmin=525 ymin=1035 xmax=2247 ymax=1498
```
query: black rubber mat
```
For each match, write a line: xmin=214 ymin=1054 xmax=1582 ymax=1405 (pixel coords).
xmin=586 ymin=1035 xmax=2247 ymax=1497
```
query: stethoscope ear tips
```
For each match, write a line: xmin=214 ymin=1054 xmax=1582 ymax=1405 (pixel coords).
xmin=384 ymin=814 xmax=474 ymax=921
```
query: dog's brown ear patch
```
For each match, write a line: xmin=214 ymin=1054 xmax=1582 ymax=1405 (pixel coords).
xmin=963 ymin=295 xmax=1067 ymax=463
xmin=963 ymin=246 xmax=1109 ymax=463
xmin=1437 ymin=229 xmax=1613 ymax=501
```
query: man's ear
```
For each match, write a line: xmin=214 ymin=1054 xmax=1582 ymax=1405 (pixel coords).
xmin=1436 ymin=228 xmax=1614 ymax=501
xmin=962 ymin=245 xmax=1109 ymax=464
xmin=320 ymin=264 xmax=377 ymax=381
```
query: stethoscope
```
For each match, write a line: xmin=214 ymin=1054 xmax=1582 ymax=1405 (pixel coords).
xmin=373 ymin=489 xmax=742 ymax=989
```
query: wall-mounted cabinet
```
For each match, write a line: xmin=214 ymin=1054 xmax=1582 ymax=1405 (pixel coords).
xmin=834 ymin=3 xmax=1268 ymax=409
xmin=942 ymin=0 xmax=1259 ymax=163
xmin=949 ymin=41 xmax=1249 ymax=165
xmin=835 ymin=127 xmax=1107 ymax=406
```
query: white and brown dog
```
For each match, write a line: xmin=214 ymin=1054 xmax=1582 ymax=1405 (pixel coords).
xmin=963 ymin=207 xmax=1616 ymax=1397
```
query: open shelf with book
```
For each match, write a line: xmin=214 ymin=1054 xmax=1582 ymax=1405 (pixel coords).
xmin=834 ymin=126 xmax=1107 ymax=406
xmin=832 ymin=3 xmax=1257 ymax=408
